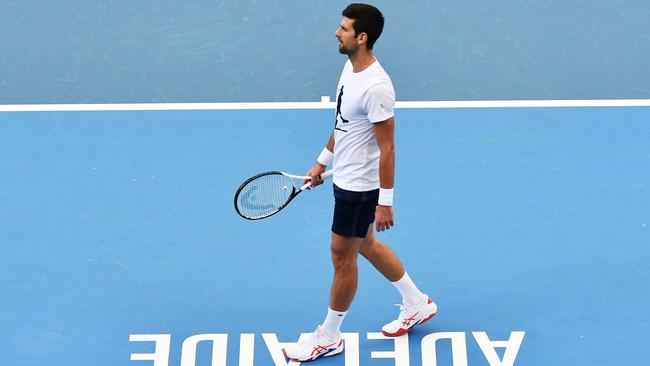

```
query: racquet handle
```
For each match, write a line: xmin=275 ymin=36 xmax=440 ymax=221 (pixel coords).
xmin=320 ymin=170 xmax=334 ymax=180
xmin=298 ymin=170 xmax=333 ymax=191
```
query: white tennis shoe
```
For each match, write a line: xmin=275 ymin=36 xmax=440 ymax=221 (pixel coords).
xmin=382 ymin=294 xmax=437 ymax=337
xmin=284 ymin=325 xmax=344 ymax=362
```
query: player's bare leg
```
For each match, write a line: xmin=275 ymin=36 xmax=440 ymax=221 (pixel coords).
xmin=329 ymin=232 xmax=364 ymax=311
xmin=359 ymin=225 xmax=405 ymax=282
xmin=360 ymin=224 xmax=438 ymax=336
xmin=284 ymin=232 xmax=360 ymax=362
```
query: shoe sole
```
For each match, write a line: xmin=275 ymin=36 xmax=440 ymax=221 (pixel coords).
xmin=283 ymin=340 xmax=344 ymax=362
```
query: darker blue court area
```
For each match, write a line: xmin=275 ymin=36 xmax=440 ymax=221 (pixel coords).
xmin=1 ymin=107 xmax=648 ymax=365
xmin=1 ymin=1 xmax=649 ymax=103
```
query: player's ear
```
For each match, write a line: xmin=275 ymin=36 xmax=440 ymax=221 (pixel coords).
xmin=357 ymin=32 xmax=368 ymax=46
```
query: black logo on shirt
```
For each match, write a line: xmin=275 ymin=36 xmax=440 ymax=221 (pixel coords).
xmin=335 ymin=85 xmax=349 ymax=132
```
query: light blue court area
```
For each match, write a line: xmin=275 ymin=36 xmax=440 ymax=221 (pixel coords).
xmin=1 ymin=106 xmax=649 ymax=366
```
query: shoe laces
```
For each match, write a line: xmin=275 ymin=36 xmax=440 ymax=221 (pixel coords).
xmin=308 ymin=326 xmax=333 ymax=343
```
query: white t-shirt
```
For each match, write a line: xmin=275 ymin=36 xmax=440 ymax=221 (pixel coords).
xmin=332 ymin=59 xmax=395 ymax=192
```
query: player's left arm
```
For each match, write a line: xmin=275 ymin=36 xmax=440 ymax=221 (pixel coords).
xmin=374 ymin=116 xmax=395 ymax=231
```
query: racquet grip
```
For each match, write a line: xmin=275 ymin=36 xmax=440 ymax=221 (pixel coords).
xmin=320 ymin=170 xmax=334 ymax=180
xmin=298 ymin=170 xmax=333 ymax=191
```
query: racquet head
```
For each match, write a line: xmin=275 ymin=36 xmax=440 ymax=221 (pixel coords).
xmin=234 ymin=171 xmax=300 ymax=220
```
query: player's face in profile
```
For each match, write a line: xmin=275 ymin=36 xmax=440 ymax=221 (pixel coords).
xmin=335 ymin=17 xmax=360 ymax=55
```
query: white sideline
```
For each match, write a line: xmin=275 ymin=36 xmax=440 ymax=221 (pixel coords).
xmin=1 ymin=98 xmax=649 ymax=112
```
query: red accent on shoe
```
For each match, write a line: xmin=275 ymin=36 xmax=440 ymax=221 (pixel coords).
xmin=401 ymin=312 xmax=419 ymax=327
xmin=420 ymin=312 xmax=436 ymax=324
xmin=383 ymin=327 xmax=410 ymax=337
xmin=311 ymin=342 xmax=336 ymax=356
xmin=420 ymin=297 xmax=436 ymax=324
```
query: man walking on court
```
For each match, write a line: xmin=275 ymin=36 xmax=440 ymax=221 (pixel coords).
xmin=284 ymin=3 xmax=437 ymax=362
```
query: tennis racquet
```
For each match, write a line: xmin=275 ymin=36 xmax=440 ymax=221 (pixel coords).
xmin=234 ymin=170 xmax=333 ymax=220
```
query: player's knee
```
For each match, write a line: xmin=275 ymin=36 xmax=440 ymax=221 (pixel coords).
xmin=331 ymin=246 xmax=358 ymax=271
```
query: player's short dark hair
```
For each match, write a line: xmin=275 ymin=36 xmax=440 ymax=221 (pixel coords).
xmin=342 ymin=3 xmax=384 ymax=50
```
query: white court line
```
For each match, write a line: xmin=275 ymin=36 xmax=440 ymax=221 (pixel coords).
xmin=1 ymin=98 xmax=650 ymax=112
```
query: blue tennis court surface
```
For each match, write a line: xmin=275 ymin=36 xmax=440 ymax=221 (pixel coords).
xmin=1 ymin=106 xmax=648 ymax=365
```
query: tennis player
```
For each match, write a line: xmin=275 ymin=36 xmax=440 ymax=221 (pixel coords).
xmin=284 ymin=3 xmax=437 ymax=362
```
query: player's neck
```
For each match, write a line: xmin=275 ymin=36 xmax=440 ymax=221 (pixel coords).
xmin=348 ymin=49 xmax=376 ymax=73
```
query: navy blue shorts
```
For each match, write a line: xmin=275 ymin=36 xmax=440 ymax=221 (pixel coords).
xmin=332 ymin=184 xmax=380 ymax=238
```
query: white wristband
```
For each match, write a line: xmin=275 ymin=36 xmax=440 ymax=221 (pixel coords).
xmin=317 ymin=147 xmax=334 ymax=166
xmin=378 ymin=188 xmax=394 ymax=206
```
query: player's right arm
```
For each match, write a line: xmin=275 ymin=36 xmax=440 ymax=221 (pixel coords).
xmin=304 ymin=132 xmax=335 ymax=187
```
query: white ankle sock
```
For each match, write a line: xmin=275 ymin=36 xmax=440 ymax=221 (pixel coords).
xmin=391 ymin=272 xmax=424 ymax=305
xmin=321 ymin=307 xmax=347 ymax=338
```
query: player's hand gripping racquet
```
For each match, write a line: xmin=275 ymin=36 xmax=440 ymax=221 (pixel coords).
xmin=234 ymin=170 xmax=333 ymax=220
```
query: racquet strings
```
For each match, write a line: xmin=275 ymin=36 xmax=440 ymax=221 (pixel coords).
xmin=236 ymin=173 xmax=294 ymax=219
